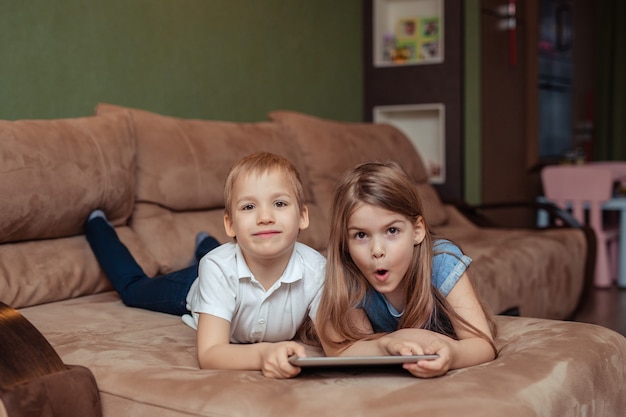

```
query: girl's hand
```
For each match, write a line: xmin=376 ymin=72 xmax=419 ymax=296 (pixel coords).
xmin=380 ymin=334 xmax=453 ymax=378
xmin=259 ymin=341 xmax=306 ymax=379
xmin=401 ymin=338 xmax=452 ymax=378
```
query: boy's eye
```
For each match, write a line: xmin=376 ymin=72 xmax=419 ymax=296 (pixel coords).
xmin=241 ymin=204 xmax=255 ymax=211
xmin=274 ymin=201 xmax=288 ymax=208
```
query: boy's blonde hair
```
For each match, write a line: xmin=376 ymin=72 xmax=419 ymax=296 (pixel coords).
xmin=223 ymin=152 xmax=306 ymax=217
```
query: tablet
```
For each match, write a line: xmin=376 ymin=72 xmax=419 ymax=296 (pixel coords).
xmin=288 ymin=354 xmax=439 ymax=367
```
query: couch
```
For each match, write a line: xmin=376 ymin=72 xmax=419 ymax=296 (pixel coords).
xmin=1 ymin=104 xmax=624 ymax=416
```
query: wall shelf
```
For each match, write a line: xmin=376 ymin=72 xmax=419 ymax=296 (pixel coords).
xmin=373 ymin=103 xmax=446 ymax=184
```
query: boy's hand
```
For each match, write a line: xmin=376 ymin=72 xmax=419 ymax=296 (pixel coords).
xmin=259 ymin=341 xmax=306 ymax=379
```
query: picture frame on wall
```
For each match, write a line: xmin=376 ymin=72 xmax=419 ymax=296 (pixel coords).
xmin=373 ymin=0 xmax=444 ymax=67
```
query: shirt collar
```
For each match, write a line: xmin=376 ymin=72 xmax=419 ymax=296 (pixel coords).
xmin=234 ymin=243 xmax=304 ymax=285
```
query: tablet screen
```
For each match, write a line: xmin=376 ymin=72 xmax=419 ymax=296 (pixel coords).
xmin=289 ymin=354 xmax=439 ymax=367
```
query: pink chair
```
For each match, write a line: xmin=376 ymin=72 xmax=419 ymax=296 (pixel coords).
xmin=541 ymin=165 xmax=620 ymax=288
xmin=587 ymin=161 xmax=626 ymax=195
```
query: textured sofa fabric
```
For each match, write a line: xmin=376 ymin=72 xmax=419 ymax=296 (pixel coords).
xmin=437 ymin=208 xmax=588 ymax=318
xmin=0 ymin=113 xmax=136 ymax=243
xmin=0 ymin=112 xmax=145 ymax=309
xmin=1 ymin=105 xmax=625 ymax=416
xmin=13 ymin=293 xmax=626 ymax=417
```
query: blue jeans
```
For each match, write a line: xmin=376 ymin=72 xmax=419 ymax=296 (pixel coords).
xmin=85 ymin=217 xmax=220 ymax=315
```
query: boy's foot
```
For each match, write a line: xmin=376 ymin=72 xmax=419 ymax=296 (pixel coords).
xmin=195 ymin=231 xmax=210 ymax=251
xmin=87 ymin=209 xmax=112 ymax=227
xmin=192 ymin=232 xmax=220 ymax=264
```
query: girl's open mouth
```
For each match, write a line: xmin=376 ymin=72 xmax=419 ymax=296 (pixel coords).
xmin=375 ymin=269 xmax=389 ymax=281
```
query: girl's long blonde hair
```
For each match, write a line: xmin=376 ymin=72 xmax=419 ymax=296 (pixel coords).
xmin=315 ymin=161 xmax=497 ymax=353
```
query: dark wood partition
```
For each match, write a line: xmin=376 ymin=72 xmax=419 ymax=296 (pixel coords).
xmin=363 ymin=0 xmax=464 ymax=202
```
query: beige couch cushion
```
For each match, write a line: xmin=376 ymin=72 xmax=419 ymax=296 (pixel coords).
xmin=436 ymin=207 xmax=588 ymax=318
xmin=0 ymin=112 xmax=136 ymax=243
xmin=95 ymin=103 xmax=314 ymax=209
xmin=0 ymin=112 xmax=148 ymax=309
xmin=19 ymin=293 xmax=626 ymax=417
xmin=269 ymin=111 xmax=449 ymax=228
xmin=0 ymin=227 xmax=156 ymax=309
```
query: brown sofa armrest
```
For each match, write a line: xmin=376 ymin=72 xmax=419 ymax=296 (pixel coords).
xmin=450 ymin=200 xmax=597 ymax=319
xmin=0 ymin=302 xmax=102 ymax=417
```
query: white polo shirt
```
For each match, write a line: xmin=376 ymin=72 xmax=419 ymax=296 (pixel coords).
xmin=183 ymin=241 xmax=326 ymax=344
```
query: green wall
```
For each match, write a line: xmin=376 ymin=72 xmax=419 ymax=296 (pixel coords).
xmin=463 ymin=0 xmax=481 ymax=205
xmin=0 ymin=0 xmax=362 ymax=122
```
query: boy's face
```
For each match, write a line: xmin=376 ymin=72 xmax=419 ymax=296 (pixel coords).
xmin=223 ymin=169 xmax=309 ymax=269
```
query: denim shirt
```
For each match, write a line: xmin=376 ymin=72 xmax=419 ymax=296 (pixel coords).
xmin=360 ymin=239 xmax=471 ymax=333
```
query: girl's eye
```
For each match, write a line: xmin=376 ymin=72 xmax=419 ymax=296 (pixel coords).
xmin=274 ymin=201 xmax=288 ymax=208
xmin=241 ymin=204 xmax=255 ymax=211
xmin=354 ymin=231 xmax=367 ymax=240
xmin=388 ymin=227 xmax=399 ymax=235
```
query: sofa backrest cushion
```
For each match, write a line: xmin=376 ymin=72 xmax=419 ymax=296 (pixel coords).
xmin=268 ymin=111 xmax=449 ymax=228
xmin=0 ymin=112 xmax=137 ymax=243
xmin=0 ymin=112 xmax=141 ymax=308
xmin=94 ymin=104 xmax=329 ymax=269
xmin=95 ymin=103 xmax=314 ymax=210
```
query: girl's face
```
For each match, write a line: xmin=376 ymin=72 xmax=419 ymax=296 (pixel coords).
xmin=346 ymin=203 xmax=425 ymax=311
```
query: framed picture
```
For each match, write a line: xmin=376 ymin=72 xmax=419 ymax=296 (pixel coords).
xmin=374 ymin=0 xmax=444 ymax=67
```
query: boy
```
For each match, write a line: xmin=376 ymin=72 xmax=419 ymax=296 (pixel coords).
xmin=85 ymin=152 xmax=325 ymax=378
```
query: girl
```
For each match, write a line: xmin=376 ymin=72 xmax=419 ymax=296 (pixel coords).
xmin=315 ymin=161 xmax=497 ymax=378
